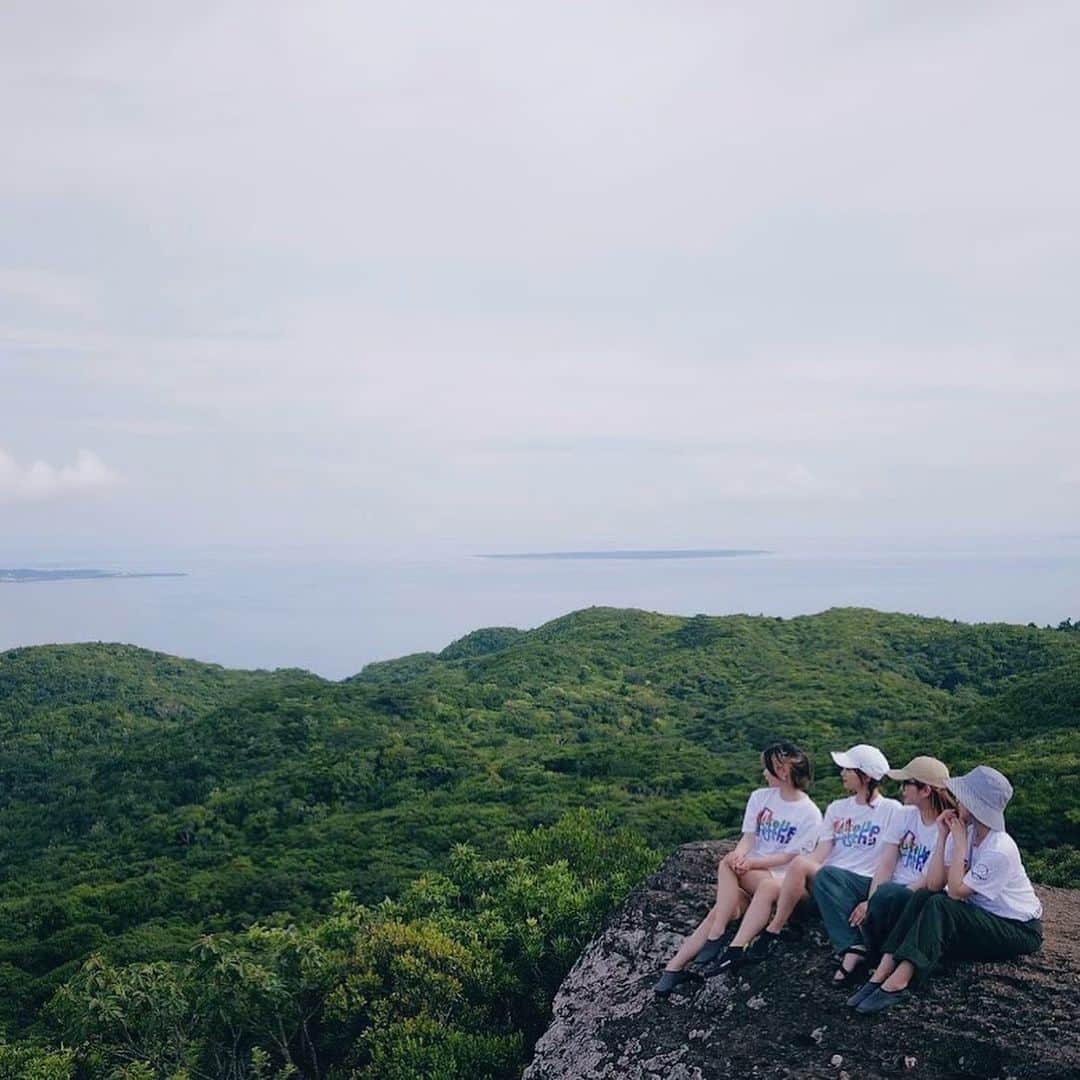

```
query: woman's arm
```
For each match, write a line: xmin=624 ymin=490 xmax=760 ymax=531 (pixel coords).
xmin=722 ymin=832 xmax=756 ymax=872
xmin=944 ymin=818 xmax=975 ymax=899
xmin=925 ymin=810 xmax=955 ymax=892
xmin=868 ymin=843 xmax=898 ymax=898
xmin=850 ymin=842 xmax=898 ymax=926
xmin=744 ymin=849 xmax=797 ymax=870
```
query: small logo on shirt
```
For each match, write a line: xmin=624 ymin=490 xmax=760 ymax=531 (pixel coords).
xmin=756 ymin=807 xmax=798 ymax=845
xmin=970 ymin=861 xmax=991 ymax=882
xmin=832 ymin=818 xmax=881 ymax=848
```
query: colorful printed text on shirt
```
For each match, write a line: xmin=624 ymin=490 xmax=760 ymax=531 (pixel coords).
xmin=832 ymin=818 xmax=881 ymax=847
xmin=756 ymin=807 xmax=799 ymax=845
xmin=897 ymin=830 xmax=932 ymax=873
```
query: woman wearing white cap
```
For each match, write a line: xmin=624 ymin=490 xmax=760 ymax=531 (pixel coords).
xmin=705 ymin=743 xmax=900 ymax=973
xmin=849 ymin=765 xmax=1043 ymax=1014
xmin=817 ymin=756 xmax=955 ymax=985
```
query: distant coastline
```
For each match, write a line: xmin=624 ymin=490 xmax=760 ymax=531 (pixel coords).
xmin=0 ymin=568 xmax=188 ymax=584
xmin=477 ymin=549 xmax=770 ymax=561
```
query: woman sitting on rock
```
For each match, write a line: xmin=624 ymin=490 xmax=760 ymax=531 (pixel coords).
xmin=816 ymin=755 xmax=955 ymax=986
xmin=848 ymin=765 xmax=1044 ymax=1014
xmin=653 ymin=740 xmax=821 ymax=995
xmin=706 ymin=743 xmax=901 ymax=974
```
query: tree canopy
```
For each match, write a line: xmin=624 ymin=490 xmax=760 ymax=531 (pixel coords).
xmin=0 ymin=607 xmax=1077 ymax=1075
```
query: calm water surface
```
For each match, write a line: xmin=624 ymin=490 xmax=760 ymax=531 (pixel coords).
xmin=2 ymin=542 xmax=1078 ymax=679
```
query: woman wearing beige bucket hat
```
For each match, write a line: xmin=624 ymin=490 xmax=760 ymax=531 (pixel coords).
xmin=848 ymin=764 xmax=1044 ymax=1014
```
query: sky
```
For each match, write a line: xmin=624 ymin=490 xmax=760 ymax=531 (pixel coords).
xmin=3 ymin=2 xmax=1079 ymax=559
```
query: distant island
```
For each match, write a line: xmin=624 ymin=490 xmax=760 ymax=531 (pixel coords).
xmin=0 ymin=568 xmax=187 ymax=584
xmin=478 ymin=548 xmax=769 ymax=560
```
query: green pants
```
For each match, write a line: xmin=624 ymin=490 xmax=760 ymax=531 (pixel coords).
xmin=862 ymin=881 xmax=914 ymax=953
xmin=883 ymin=889 xmax=1043 ymax=981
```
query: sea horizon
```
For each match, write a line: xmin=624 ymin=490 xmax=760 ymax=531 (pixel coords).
xmin=1 ymin=536 xmax=1078 ymax=679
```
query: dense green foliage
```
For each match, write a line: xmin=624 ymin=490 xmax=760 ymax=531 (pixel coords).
xmin=38 ymin=810 xmax=656 ymax=1079
xmin=0 ymin=608 xmax=1077 ymax=1075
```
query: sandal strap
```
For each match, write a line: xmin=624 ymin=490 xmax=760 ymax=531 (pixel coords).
xmin=834 ymin=944 xmax=868 ymax=959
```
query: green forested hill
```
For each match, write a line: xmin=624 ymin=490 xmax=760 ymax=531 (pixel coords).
xmin=0 ymin=609 xmax=1077 ymax=1076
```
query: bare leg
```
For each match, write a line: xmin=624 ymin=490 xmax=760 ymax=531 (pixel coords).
xmin=880 ymin=960 xmax=915 ymax=991
xmin=705 ymin=861 xmax=747 ymax=940
xmin=664 ymin=863 xmax=747 ymax=972
xmin=869 ymin=952 xmax=897 ymax=985
xmin=729 ymin=872 xmax=781 ymax=947
xmin=765 ymin=856 xmax=820 ymax=934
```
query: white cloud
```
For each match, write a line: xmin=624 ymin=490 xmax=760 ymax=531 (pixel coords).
xmin=0 ymin=3 xmax=1078 ymax=548
xmin=0 ymin=269 xmax=103 ymax=319
xmin=0 ymin=448 xmax=121 ymax=502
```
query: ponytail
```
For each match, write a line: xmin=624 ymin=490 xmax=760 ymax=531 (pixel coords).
xmin=762 ymin=740 xmax=814 ymax=792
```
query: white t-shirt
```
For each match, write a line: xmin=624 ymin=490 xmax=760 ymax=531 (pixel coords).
xmin=741 ymin=787 xmax=822 ymax=873
xmin=885 ymin=806 xmax=941 ymax=887
xmin=947 ymin=829 xmax=1043 ymax=921
xmin=822 ymin=794 xmax=902 ymax=878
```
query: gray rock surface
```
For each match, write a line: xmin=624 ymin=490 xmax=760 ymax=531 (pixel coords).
xmin=525 ymin=840 xmax=1079 ymax=1079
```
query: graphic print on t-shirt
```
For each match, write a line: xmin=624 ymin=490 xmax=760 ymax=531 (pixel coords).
xmin=896 ymin=828 xmax=933 ymax=874
xmin=886 ymin=808 xmax=941 ymax=886
xmin=822 ymin=796 xmax=902 ymax=877
xmin=831 ymin=816 xmax=882 ymax=848
xmin=741 ymin=788 xmax=822 ymax=862
xmin=756 ymin=805 xmax=798 ymax=845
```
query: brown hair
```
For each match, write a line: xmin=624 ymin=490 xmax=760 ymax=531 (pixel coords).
xmin=925 ymin=784 xmax=957 ymax=816
xmin=762 ymin=740 xmax=814 ymax=792
xmin=898 ymin=778 xmax=957 ymax=815
xmin=855 ymin=772 xmax=881 ymax=799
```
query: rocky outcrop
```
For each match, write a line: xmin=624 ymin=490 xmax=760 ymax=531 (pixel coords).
xmin=525 ymin=841 xmax=1079 ymax=1080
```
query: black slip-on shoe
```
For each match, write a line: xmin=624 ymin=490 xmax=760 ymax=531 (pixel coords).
xmin=700 ymin=945 xmax=747 ymax=978
xmin=744 ymin=930 xmax=782 ymax=964
xmin=691 ymin=933 xmax=731 ymax=968
xmin=854 ymin=986 xmax=911 ymax=1014
xmin=653 ymin=969 xmax=702 ymax=996
xmin=846 ymin=981 xmax=881 ymax=1009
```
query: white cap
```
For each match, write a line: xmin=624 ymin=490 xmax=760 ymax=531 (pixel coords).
xmin=830 ymin=744 xmax=890 ymax=780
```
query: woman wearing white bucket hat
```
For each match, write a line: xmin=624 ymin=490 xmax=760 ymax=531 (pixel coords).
xmin=703 ymin=743 xmax=901 ymax=974
xmin=852 ymin=756 xmax=958 ymax=965
xmin=849 ymin=765 xmax=1043 ymax=1014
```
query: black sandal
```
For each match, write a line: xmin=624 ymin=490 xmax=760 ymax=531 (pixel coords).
xmin=831 ymin=945 xmax=869 ymax=987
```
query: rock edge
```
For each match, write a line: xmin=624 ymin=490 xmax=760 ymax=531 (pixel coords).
xmin=525 ymin=840 xmax=1079 ymax=1080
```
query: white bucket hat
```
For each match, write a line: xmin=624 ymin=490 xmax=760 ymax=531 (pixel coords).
xmin=830 ymin=744 xmax=890 ymax=781
xmin=946 ymin=765 xmax=1012 ymax=832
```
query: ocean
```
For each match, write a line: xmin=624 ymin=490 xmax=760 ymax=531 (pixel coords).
xmin=2 ymin=540 xmax=1078 ymax=679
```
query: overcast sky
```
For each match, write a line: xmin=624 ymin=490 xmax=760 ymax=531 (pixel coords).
xmin=3 ymin=2 xmax=1078 ymax=558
